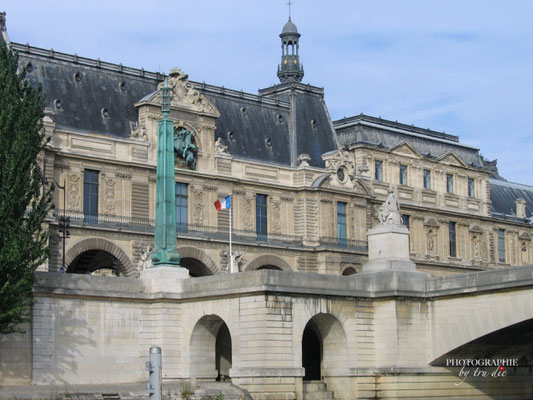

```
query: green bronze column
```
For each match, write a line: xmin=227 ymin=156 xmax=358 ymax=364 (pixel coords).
xmin=150 ymin=79 xmax=181 ymax=266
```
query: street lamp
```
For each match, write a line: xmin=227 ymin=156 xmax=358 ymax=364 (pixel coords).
xmin=54 ymin=179 xmax=70 ymax=272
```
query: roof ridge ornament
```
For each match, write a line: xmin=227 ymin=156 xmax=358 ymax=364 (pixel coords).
xmin=287 ymin=0 xmax=293 ymax=20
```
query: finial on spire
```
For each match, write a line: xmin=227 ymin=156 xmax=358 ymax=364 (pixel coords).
xmin=286 ymin=0 xmax=293 ymax=20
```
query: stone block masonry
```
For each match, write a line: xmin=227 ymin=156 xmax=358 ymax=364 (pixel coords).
xmin=1 ymin=267 xmax=533 ymax=399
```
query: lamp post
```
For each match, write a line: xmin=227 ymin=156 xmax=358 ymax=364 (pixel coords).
xmin=54 ymin=179 xmax=70 ymax=271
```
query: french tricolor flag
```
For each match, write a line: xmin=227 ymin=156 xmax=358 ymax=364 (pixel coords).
xmin=214 ymin=195 xmax=231 ymax=211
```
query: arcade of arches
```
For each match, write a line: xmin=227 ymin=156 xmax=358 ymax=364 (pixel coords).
xmin=66 ymin=246 xmax=284 ymax=277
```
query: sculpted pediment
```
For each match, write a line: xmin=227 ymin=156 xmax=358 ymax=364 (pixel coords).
xmin=137 ymin=68 xmax=220 ymax=117
xmin=439 ymin=152 xmax=467 ymax=167
xmin=322 ymin=149 xmax=356 ymax=175
xmin=390 ymin=142 xmax=421 ymax=159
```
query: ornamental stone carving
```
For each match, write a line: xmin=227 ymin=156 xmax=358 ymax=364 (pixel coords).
xmin=104 ymin=177 xmax=116 ymax=214
xmin=324 ymin=149 xmax=356 ymax=176
xmin=130 ymin=120 xmax=147 ymax=141
xmin=67 ymin=173 xmax=80 ymax=210
xmin=215 ymin=137 xmax=229 ymax=154
xmin=221 ymin=249 xmax=245 ymax=272
xmin=244 ymin=197 xmax=253 ymax=231
xmin=427 ymin=229 xmax=437 ymax=254
xmin=472 ymin=234 xmax=481 ymax=260
xmin=297 ymin=154 xmax=311 ymax=167
xmin=136 ymin=243 xmax=152 ymax=277
xmin=155 ymin=68 xmax=219 ymax=116
xmin=272 ymin=200 xmax=281 ymax=234
xmin=192 ymin=189 xmax=204 ymax=225
xmin=378 ymin=188 xmax=402 ymax=225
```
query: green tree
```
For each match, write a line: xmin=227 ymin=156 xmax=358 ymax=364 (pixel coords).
xmin=0 ymin=40 xmax=53 ymax=334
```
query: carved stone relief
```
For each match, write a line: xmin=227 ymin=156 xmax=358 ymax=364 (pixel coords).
xmin=220 ymin=249 xmax=246 ymax=273
xmin=154 ymin=68 xmax=218 ymax=116
xmin=272 ymin=200 xmax=281 ymax=234
xmin=134 ymin=242 xmax=153 ymax=278
xmin=244 ymin=196 xmax=253 ymax=231
xmin=67 ymin=173 xmax=80 ymax=210
xmin=104 ymin=177 xmax=116 ymax=214
xmin=192 ymin=189 xmax=204 ymax=225
xmin=324 ymin=149 xmax=355 ymax=175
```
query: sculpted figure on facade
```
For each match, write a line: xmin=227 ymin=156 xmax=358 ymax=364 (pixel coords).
xmin=136 ymin=244 xmax=152 ymax=276
xmin=427 ymin=230 xmax=437 ymax=253
xmin=174 ymin=126 xmax=198 ymax=170
xmin=215 ymin=137 xmax=229 ymax=154
xmin=472 ymin=235 xmax=481 ymax=260
xmin=157 ymin=67 xmax=218 ymax=115
xmin=378 ymin=188 xmax=402 ymax=225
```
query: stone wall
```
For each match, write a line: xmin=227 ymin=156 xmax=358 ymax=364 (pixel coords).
xmin=2 ymin=268 xmax=533 ymax=399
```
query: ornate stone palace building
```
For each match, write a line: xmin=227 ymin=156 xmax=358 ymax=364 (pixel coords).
xmin=2 ymin=14 xmax=532 ymax=279
xmin=3 ymin=14 xmax=533 ymax=399
xmin=4 ymin=15 xmax=533 ymax=276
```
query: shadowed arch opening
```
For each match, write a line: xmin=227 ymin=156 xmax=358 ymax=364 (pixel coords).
xmin=190 ymin=315 xmax=232 ymax=381
xmin=180 ymin=258 xmax=213 ymax=277
xmin=257 ymin=265 xmax=282 ymax=271
xmin=244 ymin=254 xmax=292 ymax=271
xmin=66 ymin=238 xmax=133 ymax=276
xmin=302 ymin=313 xmax=348 ymax=381
xmin=178 ymin=247 xmax=219 ymax=276
xmin=342 ymin=267 xmax=357 ymax=276
xmin=302 ymin=320 xmax=322 ymax=380
xmin=431 ymin=318 xmax=533 ymax=368
xmin=68 ymin=250 xmax=123 ymax=276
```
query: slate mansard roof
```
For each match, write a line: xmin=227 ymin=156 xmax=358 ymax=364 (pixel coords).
xmin=14 ymin=43 xmax=337 ymax=168
xmin=490 ymin=179 xmax=533 ymax=222
xmin=14 ymin=43 xmax=161 ymax=138
xmin=333 ymin=114 xmax=488 ymax=169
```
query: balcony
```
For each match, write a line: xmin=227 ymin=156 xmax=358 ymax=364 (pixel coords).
xmin=51 ymin=211 xmax=367 ymax=253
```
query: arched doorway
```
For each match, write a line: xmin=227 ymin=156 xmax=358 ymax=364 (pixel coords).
xmin=190 ymin=315 xmax=232 ymax=380
xmin=67 ymin=250 xmax=124 ymax=276
xmin=302 ymin=321 xmax=322 ymax=380
xmin=301 ymin=313 xmax=347 ymax=381
xmin=180 ymin=258 xmax=213 ymax=277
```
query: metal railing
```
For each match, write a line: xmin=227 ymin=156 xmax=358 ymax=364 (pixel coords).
xmin=51 ymin=211 xmax=367 ymax=252
xmin=319 ymin=236 xmax=368 ymax=252
xmin=53 ymin=210 xmax=154 ymax=233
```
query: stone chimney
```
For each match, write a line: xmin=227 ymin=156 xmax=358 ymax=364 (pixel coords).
xmin=516 ymin=198 xmax=527 ymax=218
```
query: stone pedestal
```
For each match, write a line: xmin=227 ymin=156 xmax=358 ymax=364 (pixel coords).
xmin=142 ymin=265 xmax=189 ymax=293
xmin=363 ymin=223 xmax=416 ymax=272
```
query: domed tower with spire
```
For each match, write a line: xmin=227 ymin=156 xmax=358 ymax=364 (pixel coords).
xmin=277 ymin=17 xmax=304 ymax=84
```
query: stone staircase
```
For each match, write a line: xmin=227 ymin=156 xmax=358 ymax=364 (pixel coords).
xmin=303 ymin=381 xmax=338 ymax=400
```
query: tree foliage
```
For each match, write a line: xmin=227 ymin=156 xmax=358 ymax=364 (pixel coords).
xmin=0 ymin=40 xmax=53 ymax=334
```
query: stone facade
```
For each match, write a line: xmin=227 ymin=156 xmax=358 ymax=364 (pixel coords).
xmin=2 ymin=13 xmax=533 ymax=399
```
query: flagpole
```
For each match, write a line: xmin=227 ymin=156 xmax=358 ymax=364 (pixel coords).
xmin=229 ymin=194 xmax=234 ymax=273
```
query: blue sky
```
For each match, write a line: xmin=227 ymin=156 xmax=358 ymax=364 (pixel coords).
xmin=3 ymin=1 xmax=533 ymax=184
